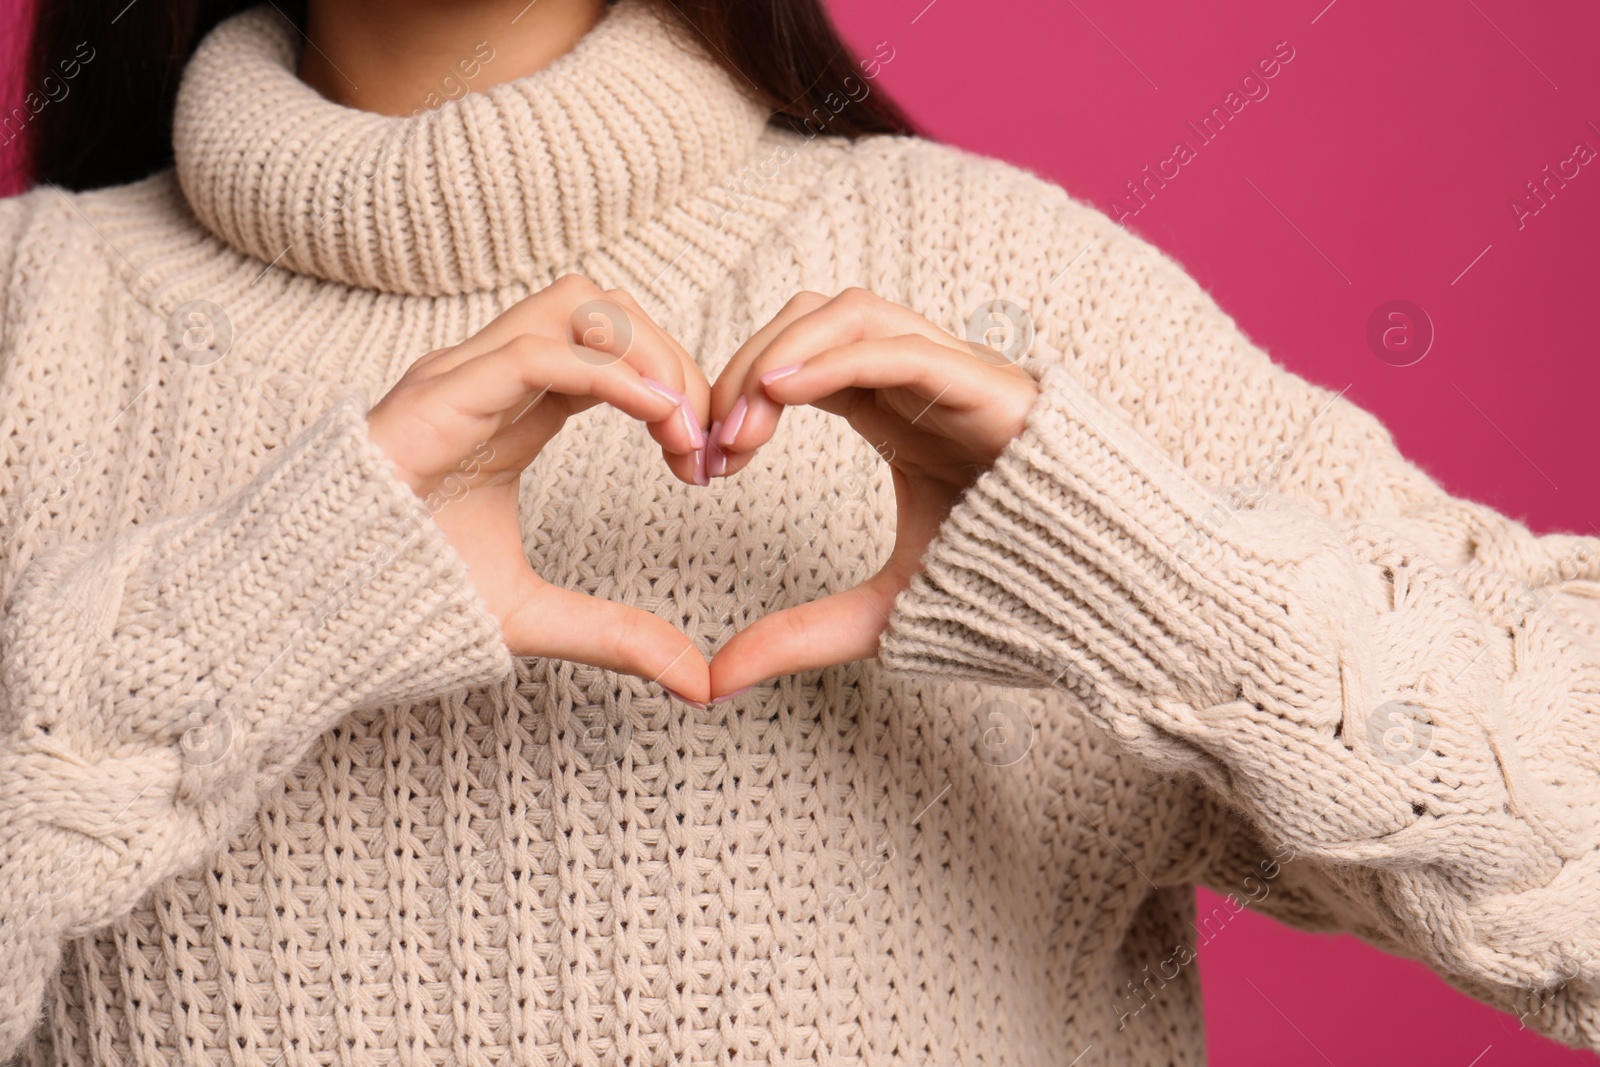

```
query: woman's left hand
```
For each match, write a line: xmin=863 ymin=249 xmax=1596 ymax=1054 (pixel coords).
xmin=702 ymin=287 xmax=1040 ymax=700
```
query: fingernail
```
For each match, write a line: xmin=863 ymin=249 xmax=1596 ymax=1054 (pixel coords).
xmin=710 ymin=683 xmax=755 ymax=703
xmin=715 ymin=395 xmax=748 ymax=447
xmin=640 ymin=376 xmax=686 ymax=406
xmin=641 ymin=378 xmax=705 ymax=449
xmin=707 ymin=422 xmax=727 ymax=477
xmin=693 ymin=445 xmax=709 ymax=486
xmin=760 ymin=363 xmax=804 ymax=386
xmin=662 ymin=685 xmax=706 ymax=710
xmin=679 ymin=402 xmax=706 ymax=449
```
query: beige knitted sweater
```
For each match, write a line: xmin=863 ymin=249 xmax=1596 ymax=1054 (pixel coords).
xmin=2 ymin=2 xmax=1598 ymax=1064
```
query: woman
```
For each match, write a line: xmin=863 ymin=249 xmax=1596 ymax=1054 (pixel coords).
xmin=1 ymin=0 xmax=1596 ymax=1062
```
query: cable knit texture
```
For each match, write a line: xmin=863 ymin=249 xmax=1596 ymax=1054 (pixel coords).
xmin=1 ymin=1 xmax=1597 ymax=1063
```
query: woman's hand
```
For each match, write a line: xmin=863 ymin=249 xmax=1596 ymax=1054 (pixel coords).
xmin=702 ymin=287 xmax=1041 ymax=698
xmin=365 ymin=274 xmax=714 ymax=702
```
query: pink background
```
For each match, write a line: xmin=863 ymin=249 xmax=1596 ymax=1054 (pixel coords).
xmin=2 ymin=0 xmax=1597 ymax=1063
xmin=0 ymin=0 xmax=25 ymax=194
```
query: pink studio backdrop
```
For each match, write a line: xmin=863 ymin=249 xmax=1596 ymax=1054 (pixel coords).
xmin=0 ymin=0 xmax=25 ymax=193
xmin=1 ymin=0 xmax=1597 ymax=1064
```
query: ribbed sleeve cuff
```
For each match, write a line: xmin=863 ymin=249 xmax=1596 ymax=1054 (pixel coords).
xmin=876 ymin=360 xmax=1345 ymax=772
xmin=4 ymin=389 xmax=514 ymax=812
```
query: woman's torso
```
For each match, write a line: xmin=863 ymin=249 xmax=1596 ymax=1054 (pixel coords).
xmin=0 ymin=132 xmax=1218 ymax=1063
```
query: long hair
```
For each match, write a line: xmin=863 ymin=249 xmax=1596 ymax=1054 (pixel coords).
xmin=26 ymin=0 xmax=921 ymax=191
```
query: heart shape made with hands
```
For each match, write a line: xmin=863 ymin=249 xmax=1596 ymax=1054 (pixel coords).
xmin=368 ymin=278 xmax=1039 ymax=709
xmin=637 ymin=286 xmax=1040 ymax=706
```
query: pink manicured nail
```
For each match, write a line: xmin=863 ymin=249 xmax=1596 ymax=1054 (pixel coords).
xmin=710 ymin=683 xmax=755 ymax=703
xmin=715 ymin=395 xmax=748 ymax=448
xmin=693 ymin=445 xmax=709 ymax=486
xmin=641 ymin=378 xmax=705 ymax=449
xmin=640 ymin=376 xmax=686 ymax=405
xmin=760 ymin=363 xmax=804 ymax=386
xmin=662 ymin=686 xmax=706 ymax=710
xmin=707 ymin=422 xmax=727 ymax=477
xmin=679 ymin=402 xmax=706 ymax=449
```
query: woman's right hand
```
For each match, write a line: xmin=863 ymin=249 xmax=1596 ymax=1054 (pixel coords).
xmin=365 ymin=275 xmax=713 ymax=702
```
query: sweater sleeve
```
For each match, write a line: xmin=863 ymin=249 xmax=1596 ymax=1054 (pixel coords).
xmin=876 ymin=357 xmax=1600 ymax=1045
xmin=0 ymin=391 xmax=515 ymax=1058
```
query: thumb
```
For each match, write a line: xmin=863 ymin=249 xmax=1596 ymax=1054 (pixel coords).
xmin=504 ymin=579 xmax=711 ymax=702
xmin=708 ymin=577 xmax=898 ymax=699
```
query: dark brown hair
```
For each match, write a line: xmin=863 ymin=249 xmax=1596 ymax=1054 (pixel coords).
xmin=26 ymin=0 xmax=920 ymax=192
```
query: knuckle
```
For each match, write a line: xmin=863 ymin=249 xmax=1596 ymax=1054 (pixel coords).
xmin=392 ymin=358 xmax=429 ymax=384
xmin=549 ymin=273 xmax=600 ymax=299
xmin=833 ymin=287 xmax=880 ymax=332
xmin=785 ymin=290 xmax=829 ymax=313
xmin=398 ymin=346 xmax=455 ymax=380
xmin=505 ymin=332 xmax=541 ymax=359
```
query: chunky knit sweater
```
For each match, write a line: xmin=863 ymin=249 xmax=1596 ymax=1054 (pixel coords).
xmin=1 ymin=2 xmax=1598 ymax=1064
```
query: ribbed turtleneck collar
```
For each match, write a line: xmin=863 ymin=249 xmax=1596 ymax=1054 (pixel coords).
xmin=171 ymin=0 xmax=772 ymax=296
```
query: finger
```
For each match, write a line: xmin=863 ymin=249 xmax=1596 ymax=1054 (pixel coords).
xmin=707 ymin=378 xmax=891 ymax=481
xmin=380 ymin=333 xmax=686 ymax=486
xmin=707 ymin=578 xmax=898 ymax=698
xmin=433 ymin=274 xmax=609 ymax=365
xmin=564 ymin=290 xmax=708 ymax=456
xmin=601 ymin=287 xmax=712 ymax=458
xmin=596 ymin=287 xmax=712 ymax=487
xmin=418 ymin=277 xmax=707 ymax=455
xmin=706 ymin=290 xmax=831 ymax=454
xmin=712 ymin=288 xmax=967 ymax=454
xmin=660 ymin=442 xmax=702 ymax=486
xmin=505 ymin=582 xmax=711 ymax=702
xmin=709 ymin=289 xmax=828 ymax=406
xmin=759 ymin=336 xmax=1036 ymax=459
xmin=433 ymin=333 xmax=685 ymax=440
xmin=602 ymin=288 xmax=708 ymax=397
xmin=750 ymin=287 xmax=961 ymax=384
xmin=714 ymin=330 xmax=973 ymax=465
xmin=758 ymin=334 xmax=991 ymax=408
